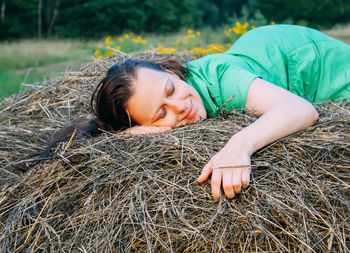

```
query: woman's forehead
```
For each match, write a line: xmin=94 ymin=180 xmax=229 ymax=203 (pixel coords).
xmin=127 ymin=68 xmax=168 ymax=124
xmin=136 ymin=67 xmax=167 ymax=83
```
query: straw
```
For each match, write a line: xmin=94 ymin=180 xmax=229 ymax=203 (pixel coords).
xmin=0 ymin=52 xmax=349 ymax=252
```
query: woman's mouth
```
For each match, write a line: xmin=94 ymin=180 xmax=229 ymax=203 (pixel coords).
xmin=184 ymin=98 xmax=195 ymax=120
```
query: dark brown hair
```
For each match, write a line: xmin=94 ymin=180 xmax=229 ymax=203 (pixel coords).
xmin=18 ymin=58 xmax=188 ymax=171
xmin=91 ymin=58 xmax=189 ymax=131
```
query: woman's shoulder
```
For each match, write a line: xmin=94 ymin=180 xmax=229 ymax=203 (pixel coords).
xmin=186 ymin=53 xmax=248 ymax=70
xmin=228 ymin=24 xmax=326 ymax=54
xmin=238 ymin=24 xmax=320 ymax=39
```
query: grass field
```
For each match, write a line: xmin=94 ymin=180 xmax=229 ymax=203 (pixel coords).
xmin=0 ymin=39 xmax=100 ymax=99
xmin=0 ymin=24 xmax=349 ymax=100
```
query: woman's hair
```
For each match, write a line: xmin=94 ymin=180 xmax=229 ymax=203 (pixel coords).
xmin=18 ymin=58 xmax=189 ymax=171
xmin=91 ymin=58 xmax=189 ymax=131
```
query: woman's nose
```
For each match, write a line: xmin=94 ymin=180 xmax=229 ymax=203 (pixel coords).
xmin=165 ymin=98 xmax=186 ymax=114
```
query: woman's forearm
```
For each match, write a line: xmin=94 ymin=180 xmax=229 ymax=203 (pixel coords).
xmin=227 ymin=97 xmax=319 ymax=155
xmin=198 ymin=78 xmax=319 ymax=200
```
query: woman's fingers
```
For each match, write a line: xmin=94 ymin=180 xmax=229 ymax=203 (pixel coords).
xmin=211 ymin=167 xmax=250 ymax=200
xmin=211 ymin=169 xmax=222 ymax=201
xmin=152 ymin=126 xmax=172 ymax=133
xmin=241 ymin=167 xmax=251 ymax=189
xmin=222 ymin=170 xmax=235 ymax=198
xmin=198 ymin=143 xmax=252 ymax=200
xmin=232 ymin=169 xmax=242 ymax=194
xmin=197 ymin=162 xmax=213 ymax=183
xmin=199 ymin=163 xmax=250 ymax=200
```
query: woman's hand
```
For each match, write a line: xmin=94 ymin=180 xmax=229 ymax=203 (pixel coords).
xmin=197 ymin=78 xmax=319 ymax=201
xmin=124 ymin=125 xmax=171 ymax=135
xmin=197 ymin=138 xmax=252 ymax=201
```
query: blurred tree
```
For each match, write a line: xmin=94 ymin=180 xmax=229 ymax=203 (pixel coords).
xmin=53 ymin=0 xmax=203 ymax=36
xmin=44 ymin=0 xmax=60 ymax=36
xmin=1 ymin=0 xmax=349 ymax=39
xmin=1 ymin=0 xmax=6 ymax=20
xmin=38 ymin=0 xmax=42 ymax=37
xmin=220 ymin=0 xmax=246 ymax=23
xmin=0 ymin=0 xmax=248 ymax=39
xmin=143 ymin=0 xmax=179 ymax=32
xmin=53 ymin=0 xmax=142 ymax=37
xmin=249 ymin=0 xmax=350 ymax=28
xmin=1 ymin=0 xmax=39 ymax=39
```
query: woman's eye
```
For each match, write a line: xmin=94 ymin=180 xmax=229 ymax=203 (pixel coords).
xmin=160 ymin=109 xmax=167 ymax=119
xmin=168 ymin=82 xmax=175 ymax=96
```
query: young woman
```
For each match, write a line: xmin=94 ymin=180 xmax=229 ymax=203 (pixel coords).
xmin=48 ymin=25 xmax=350 ymax=201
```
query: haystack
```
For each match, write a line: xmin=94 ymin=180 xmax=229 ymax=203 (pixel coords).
xmin=0 ymin=52 xmax=349 ymax=252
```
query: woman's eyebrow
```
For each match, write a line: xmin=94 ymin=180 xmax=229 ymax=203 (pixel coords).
xmin=150 ymin=78 xmax=170 ymax=123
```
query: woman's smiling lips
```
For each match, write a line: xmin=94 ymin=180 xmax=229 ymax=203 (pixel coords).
xmin=184 ymin=98 xmax=195 ymax=120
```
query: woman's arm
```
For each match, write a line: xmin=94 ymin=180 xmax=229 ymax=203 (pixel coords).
xmin=198 ymin=78 xmax=319 ymax=200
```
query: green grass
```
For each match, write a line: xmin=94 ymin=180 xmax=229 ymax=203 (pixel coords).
xmin=0 ymin=39 xmax=99 ymax=99
xmin=0 ymin=29 xmax=229 ymax=100
xmin=324 ymin=24 xmax=350 ymax=44
xmin=0 ymin=69 xmax=42 ymax=95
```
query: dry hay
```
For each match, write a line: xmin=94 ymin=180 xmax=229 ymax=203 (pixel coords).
xmin=0 ymin=52 xmax=349 ymax=253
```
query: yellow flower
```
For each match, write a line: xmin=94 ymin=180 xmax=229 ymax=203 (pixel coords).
xmin=196 ymin=31 xmax=200 ymax=36
xmin=224 ymin=30 xmax=230 ymax=36
xmin=271 ymin=21 xmax=276 ymax=25
xmin=118 ymin=37 xmax=124 ymax=42
xmin=137 ymin=36 xmax=141 ymax=40
xmin=187 ymin=29 xmax=193 ymax=34
xmin=190 ymin=47 xmax=210 ymax=55
xmin=141 ymin=40 xmax=147 ymax=45
xmin=94 ymin=49 xmax=100 ymax=56
xmin=208 ymin=44 xmax=228 ymax=53
xmin=251 ymin=25 xmax=256 ymax=29
xmin=97 ymin=56 xmax=103 ymax=60
xmin=232 ymin=21 xmax=249 ymax=35
xmin=106 ymin=49 xmax=114 ymax=57
xmin=125 ymin=34 xmax=130 ymax=39
xmin=156 ymin=47 xmax=176 ymax=54
xmin=105 ymin=36 xmax=111 ymax=44
xmin=232 ymin=27 xmax=240 ymax=34
xmin=116 ymin=45 xmax=121 ymax=51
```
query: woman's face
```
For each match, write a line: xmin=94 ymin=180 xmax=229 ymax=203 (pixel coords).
xmin=126 ymin=67 xmax=207 ymax=128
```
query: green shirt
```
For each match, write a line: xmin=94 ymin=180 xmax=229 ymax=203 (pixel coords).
xmin=186 ymin=25 xmax=350 ymax=116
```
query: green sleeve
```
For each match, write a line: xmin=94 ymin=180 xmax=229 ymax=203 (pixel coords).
xmin=218 ymin=63 xmax=260 ymax=111
xmin=186 ymin=54 xmax=259 ymax=116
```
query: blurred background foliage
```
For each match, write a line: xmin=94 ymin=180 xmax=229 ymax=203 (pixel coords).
xmin=1 ymin=0 xmax=350 ymax=40
xmin=1 ymin=0 xmax=350 ymax=99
